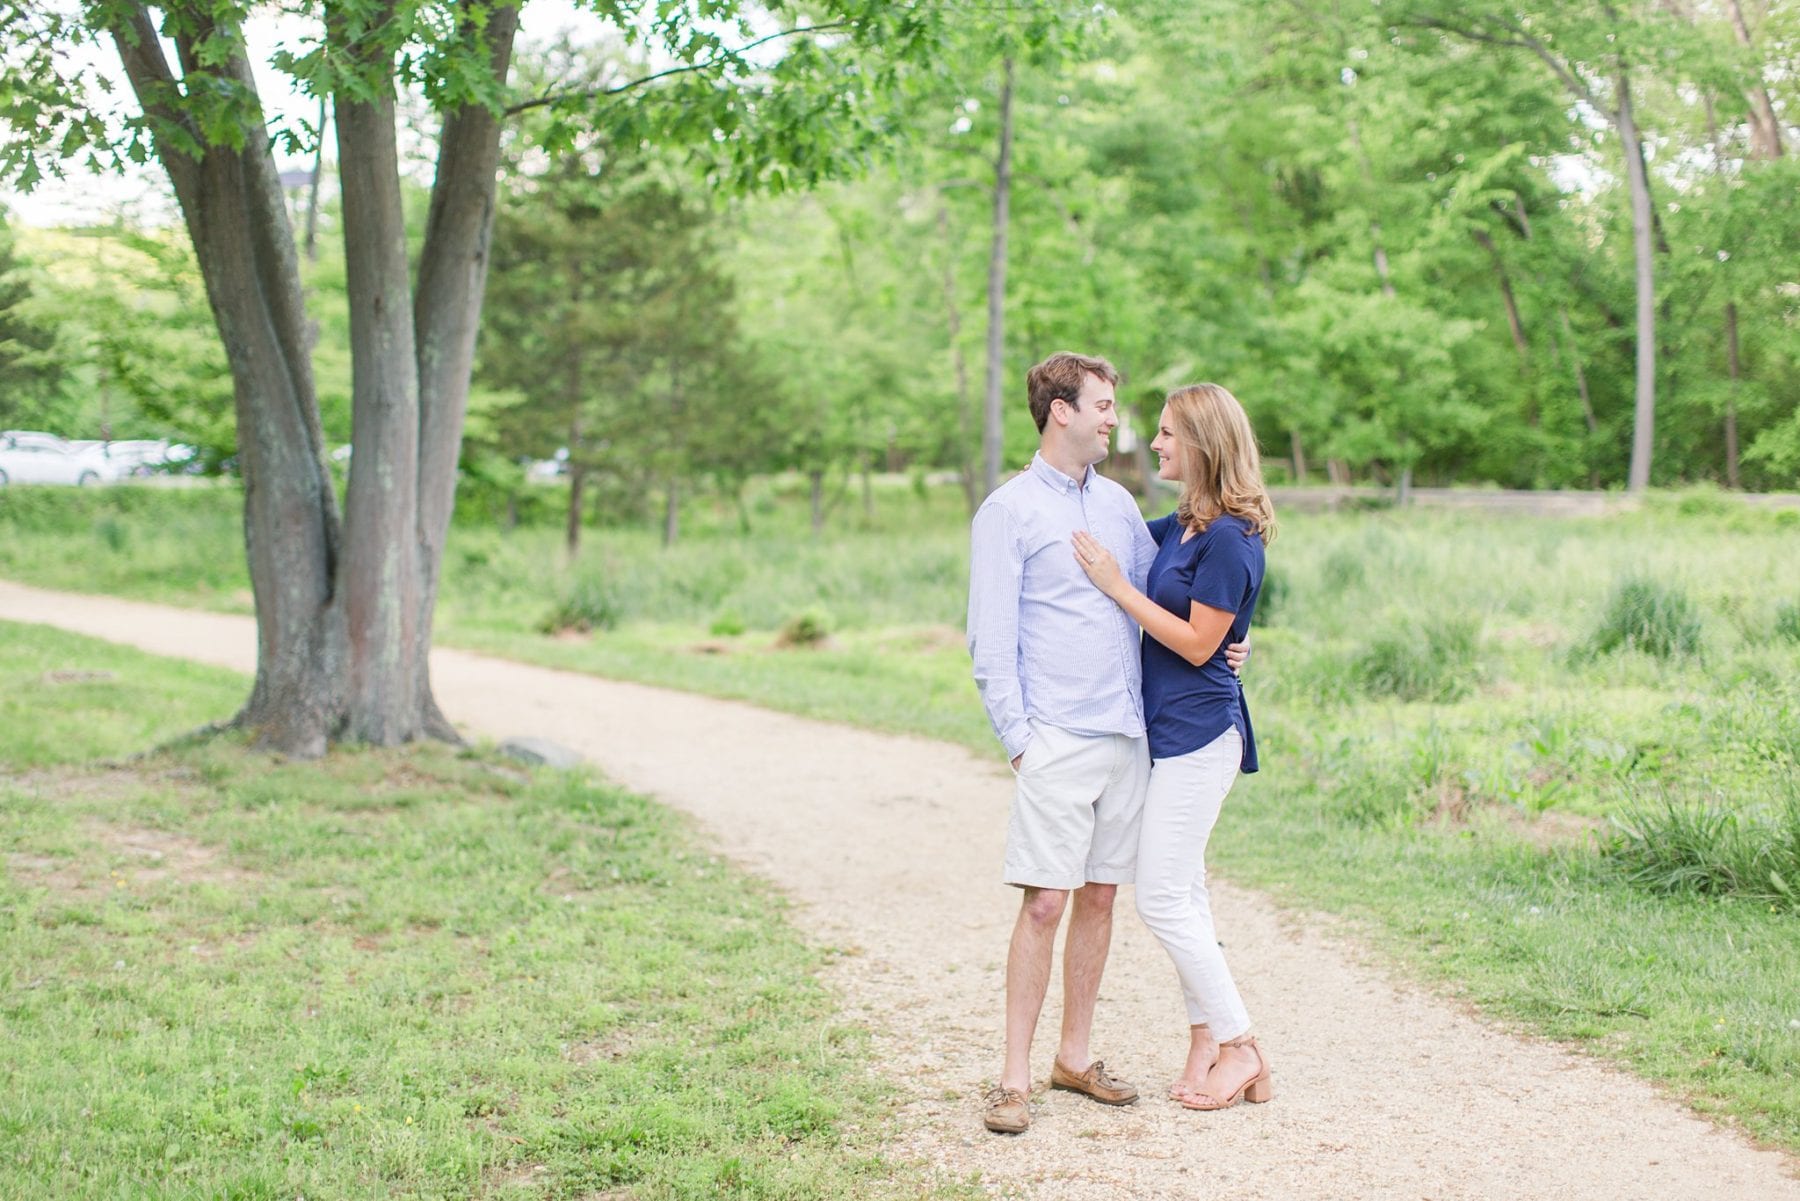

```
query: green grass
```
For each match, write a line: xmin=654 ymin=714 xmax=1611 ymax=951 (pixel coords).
xmin=0 ymin=619 xmax=249 ymax=766
xmin=0 ymin=622 xmax=961 ymax=1199
xmin=0 ymin=485 xmax=258 ymax=611
xmin=1216 ymin=771 xmax=1800 ymax=1148
xmin=5 ymin=481 xmax=1800 ymax=1155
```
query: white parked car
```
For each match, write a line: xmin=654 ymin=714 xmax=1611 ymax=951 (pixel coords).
xmin=95 ymin=438 xmax=196 ymax=478
xmin=0 ymin=430 xmax=108 ymax=487
xmin=0 ymin=432 xmax=198 ymax=485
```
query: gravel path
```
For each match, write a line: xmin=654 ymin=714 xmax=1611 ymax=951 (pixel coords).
xmin=4 ymin=577 xmax=1796 ymax=1200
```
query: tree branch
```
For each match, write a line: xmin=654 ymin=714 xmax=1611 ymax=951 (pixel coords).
xmin=1495 ymin=15 xmax=1613 ymax=118
xmin=104 ymin=1 xmax=202 ymax=201
xmin=503 ymin=21 xmax=851 ymax=116
xmin=1412 ymin=14 xmax=1612 ymax=119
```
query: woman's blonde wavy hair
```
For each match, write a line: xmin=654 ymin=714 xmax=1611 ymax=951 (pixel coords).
xmin=1165 ymin=383 xmax=1276 ymax=546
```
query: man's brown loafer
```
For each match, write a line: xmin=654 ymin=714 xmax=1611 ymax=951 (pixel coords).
xmin=983 ymin=1086 xmax=1031 ymax=1134
xmin=1050 ymin=1057 xmax=1139 ymax=1106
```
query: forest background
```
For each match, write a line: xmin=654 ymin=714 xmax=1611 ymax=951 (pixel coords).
xmin=3 ymin=0 xmax=1797 ymax=519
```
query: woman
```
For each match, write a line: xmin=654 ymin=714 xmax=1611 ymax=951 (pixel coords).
xmin=1070 ymin=382 xmax=1274 ymax=1111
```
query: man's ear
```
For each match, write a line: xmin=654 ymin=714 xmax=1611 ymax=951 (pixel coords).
xmin=1049 ymin=397 xmax=1073 ymax=428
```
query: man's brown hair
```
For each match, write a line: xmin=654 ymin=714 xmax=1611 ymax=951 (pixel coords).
xmin=1026 ymin=352 xmax=1120 ymax=433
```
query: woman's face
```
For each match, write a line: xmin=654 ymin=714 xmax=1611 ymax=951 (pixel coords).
xmin=1149 ymin=406 xmax=1182 ymax=481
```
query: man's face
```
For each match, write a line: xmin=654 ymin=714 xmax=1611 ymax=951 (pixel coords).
xmin=1060 ymin=372 xmax=1118 ymax=466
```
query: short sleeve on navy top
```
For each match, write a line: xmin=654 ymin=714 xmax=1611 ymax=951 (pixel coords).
xmin=1185 ymin=522 xmax=1258 ymax=616
xmin=1139 ymin=512 xmax=1264 ymax=772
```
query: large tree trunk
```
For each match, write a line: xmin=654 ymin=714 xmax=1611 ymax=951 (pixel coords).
xmin=112 ymin=7 xmax=343 ymax=757
xmin=980 ymin=56 xmax=1014 ymax=500
xmin=1617 ymin=72 xmax=1658 ymax=492
xmin=336 ymin=60 xmax=423 ymax=745
xmin=409 ymin=5 xmax=520 ymax=741
xmin=108 ymin=0 xmax=518 ymax=754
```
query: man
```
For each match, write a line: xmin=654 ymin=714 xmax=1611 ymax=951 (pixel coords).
xmin=967 ymin=351 xmax=1245 ymax=1135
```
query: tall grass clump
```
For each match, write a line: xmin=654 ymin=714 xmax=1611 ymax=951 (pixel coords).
xmin=1606 ymin=793 xmax=1800 ymax=910
xmin=540 ymin=574 xmax=622 ymax=633
xmin=1584 ymin=576 xmax=1702 ymax=659
xmin=1351 ymin=614 xmax=1481 ymax=702
xmin=1773 ymin=601 xmax=1800 ymax=644
xmin=1321 ymin=545 xmax=1365 ymax=589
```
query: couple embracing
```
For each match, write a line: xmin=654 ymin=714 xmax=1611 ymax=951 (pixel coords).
xmin=967 ymin=351 xmax=1275 ymax=1135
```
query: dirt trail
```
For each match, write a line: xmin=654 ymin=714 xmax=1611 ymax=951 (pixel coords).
xmin=4 ymin=577 xmax=1796 ymax=1200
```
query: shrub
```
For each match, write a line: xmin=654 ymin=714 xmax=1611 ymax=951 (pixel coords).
xmin=540 ymin=575 xmax=621 ymax=634
xmin=776 ymin=610 xmax=830 ymax=647
xmin=1672 ymin=486 xmax=1734 ymax=518
xmin=1351 ymin=615 xmax=1481 ymax=702
xmin=1586 ymin=576 xmax=1702 ymax=659
xmin=709 ymin=610 xmax=746 ymax=637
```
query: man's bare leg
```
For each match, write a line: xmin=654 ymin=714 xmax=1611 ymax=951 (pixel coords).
xmin=1057 ymin=882 xmax=1117 ymax=1071
xmin=1001 ymin=886 xmax=1068 ymax=1092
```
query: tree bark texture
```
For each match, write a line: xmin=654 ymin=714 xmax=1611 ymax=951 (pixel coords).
xmin=111 ymin=7 xmax=343 ymax=756
xmin=981 ymin=56 xmax=1014 ymax=501
xmin=336 ymin=72 xmax=423 ymax=744
xmin=408 ymin=4 xmax=520 ymax=742
xmin=107 ymin=0 xmax=519 ymax=753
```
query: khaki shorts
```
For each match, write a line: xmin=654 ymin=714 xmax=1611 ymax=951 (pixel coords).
xmin=1003 ymin=719 xmax=1151 ymax=890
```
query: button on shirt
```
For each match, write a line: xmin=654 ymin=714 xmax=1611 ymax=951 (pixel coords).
xmin=967 ymin=454 xmax=1158 ymax=761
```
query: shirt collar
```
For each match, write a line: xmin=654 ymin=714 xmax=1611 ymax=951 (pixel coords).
xmin=1030 ymin=451 xmax=1092 ymax=494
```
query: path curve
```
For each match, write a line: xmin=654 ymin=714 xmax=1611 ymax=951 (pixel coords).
xmin=4 ymin=578 xmax=1796 ymax=1200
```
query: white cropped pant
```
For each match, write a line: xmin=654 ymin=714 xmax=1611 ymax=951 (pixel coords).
xmin=1134 ymin=727 xmax=1251 ymax=1040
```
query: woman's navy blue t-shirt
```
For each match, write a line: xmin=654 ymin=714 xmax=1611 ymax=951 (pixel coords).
xmin=1141 ymin=511 xmax=1263 ymax=771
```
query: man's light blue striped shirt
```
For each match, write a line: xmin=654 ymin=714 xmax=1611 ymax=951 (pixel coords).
xmin=967 ymin=454 xmax=1158 ymax=761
